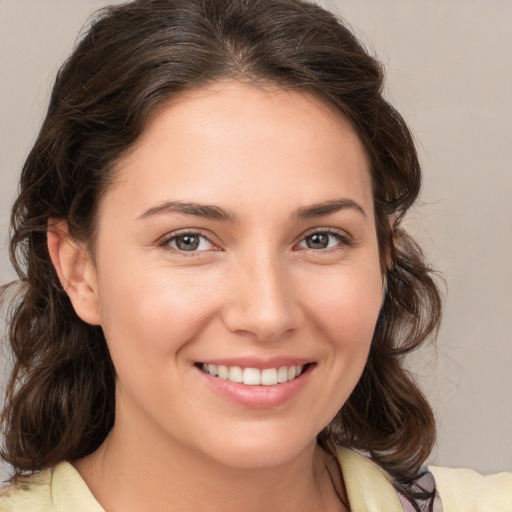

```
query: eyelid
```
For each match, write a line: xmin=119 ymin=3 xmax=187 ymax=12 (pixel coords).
xmin=294 ymin=227 xmax=354 ymax=250
xmin=157 ymin=228 xmax=221 ymax=253
xmin=156 ymin=226 xmax=353 ymax=255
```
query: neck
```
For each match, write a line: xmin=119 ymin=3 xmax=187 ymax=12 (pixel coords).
xmin=74 ymin=421 xmax=346 ymax=512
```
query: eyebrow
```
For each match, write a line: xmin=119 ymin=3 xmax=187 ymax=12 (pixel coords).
xmin=138 ymin=198 xmax=366 ymax=222
xmin=294 ymin=198 xmax=367 ymax=220
xmin=138 ymin=201 xmax=236 ymax=221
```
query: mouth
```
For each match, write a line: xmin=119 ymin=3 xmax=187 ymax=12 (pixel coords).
xmin=195 ymin=362 xmax=313 ymax=386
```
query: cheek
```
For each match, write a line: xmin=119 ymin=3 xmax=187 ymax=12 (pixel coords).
xmin=301 ymin=260 xmax=383 ymax=384
xmin=96 ymin=263 xmax=223 ymax=361
xmin=295 ymin=271 xmax=382 ymax=430
xmin=303 ymin=264 xmax=383 ymax=335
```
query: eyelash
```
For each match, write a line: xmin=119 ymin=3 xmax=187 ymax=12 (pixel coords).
xmin=157 ymin=230 xmax=218 ymax=255
xmin=296 ymin=228 xmax=353 ymax=253
xmin=157 ymin=228 xmax=353 ymax=255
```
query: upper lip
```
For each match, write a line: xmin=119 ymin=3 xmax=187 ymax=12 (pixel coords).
xmin=196 ymin=357 xmax=314 ymax=370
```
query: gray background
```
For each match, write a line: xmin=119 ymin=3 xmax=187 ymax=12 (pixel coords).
xmin=1 ymin=0 xmax=511 ymax=478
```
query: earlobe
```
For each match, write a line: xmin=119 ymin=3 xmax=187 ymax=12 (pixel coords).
xmin=47 ymin=219 xmax=101 ymax=326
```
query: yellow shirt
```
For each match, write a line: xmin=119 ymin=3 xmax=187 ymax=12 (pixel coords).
xmin=0 ymin=448 xmax=511 ymax=511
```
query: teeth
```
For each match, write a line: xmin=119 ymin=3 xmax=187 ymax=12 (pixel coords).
xmin=217 ymin=365 xmax=229 ymax=380
xmin=228 ymin=366 xmax=243 ymax=383
xmin=277 ymin=366 xmax=288 ymax=383
xmin=261 ymin=368 xmax=278 ymax=386
xmin=243 ymin=368 xmax=261 ymax=385
xmin=201 ymin=364 xmax=306 ymax=386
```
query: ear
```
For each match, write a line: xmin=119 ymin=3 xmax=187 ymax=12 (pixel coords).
xmin=47 ymin=219 xmax=101 ymax=326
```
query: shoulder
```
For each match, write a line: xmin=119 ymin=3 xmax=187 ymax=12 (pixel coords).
xmin=0 ymin=469 xmax=53 ymax=512
xmin=429 ymin=465 xmax=512 ymax=512
xmin=336 ymin=448 xmax=512 ymax=512
xmin=335 ymin=447 xmax=406 ymax=511
xmin=0 ymin=461 xmax=103 ymax=512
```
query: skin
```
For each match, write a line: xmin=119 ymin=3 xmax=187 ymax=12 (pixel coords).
xmin=49 ymin=82 xmax=385 ymax=512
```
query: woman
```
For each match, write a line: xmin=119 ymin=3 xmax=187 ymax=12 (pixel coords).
xmin=0 ymin=0 xmax=510 ymax=511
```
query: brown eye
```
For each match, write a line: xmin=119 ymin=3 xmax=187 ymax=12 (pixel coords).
xmin=299 ymin=232 xmax=345 ymax=250
xmin=175 ymin=235 xmax=200 ymax=251
xmin=305 ymin=233 xmax=330 ymax=249
xmin=163 ymin=233 xmax=215 ymax=252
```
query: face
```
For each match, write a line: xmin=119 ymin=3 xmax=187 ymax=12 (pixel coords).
xmin=87 ymin=82 xmax=384 ymax=469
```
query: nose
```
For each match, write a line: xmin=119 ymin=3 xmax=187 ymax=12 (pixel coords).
xmin=221 ymin=253 xmax=303 ymax=342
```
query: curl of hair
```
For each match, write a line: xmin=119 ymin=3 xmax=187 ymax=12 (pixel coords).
xmin=1 ymin=0 xmax=442 ymax=501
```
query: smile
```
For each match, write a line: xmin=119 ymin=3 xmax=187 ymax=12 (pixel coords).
xmin=198 ymin=363 xmax=308 ymax=386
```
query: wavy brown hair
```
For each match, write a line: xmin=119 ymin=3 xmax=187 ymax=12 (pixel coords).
xmin=1 ymin=0 xmax=441 ymax=501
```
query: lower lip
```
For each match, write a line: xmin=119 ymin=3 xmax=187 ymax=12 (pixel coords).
xmin=197 ymin=365 xmax=313 ymax=409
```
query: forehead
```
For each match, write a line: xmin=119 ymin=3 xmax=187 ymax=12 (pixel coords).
xmin=105 ymin=82 xmax=373 ymax=219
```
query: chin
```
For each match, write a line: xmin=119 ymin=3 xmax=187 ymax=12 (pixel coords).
xmin=191 ymin=424 xmax=319 ymax=470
